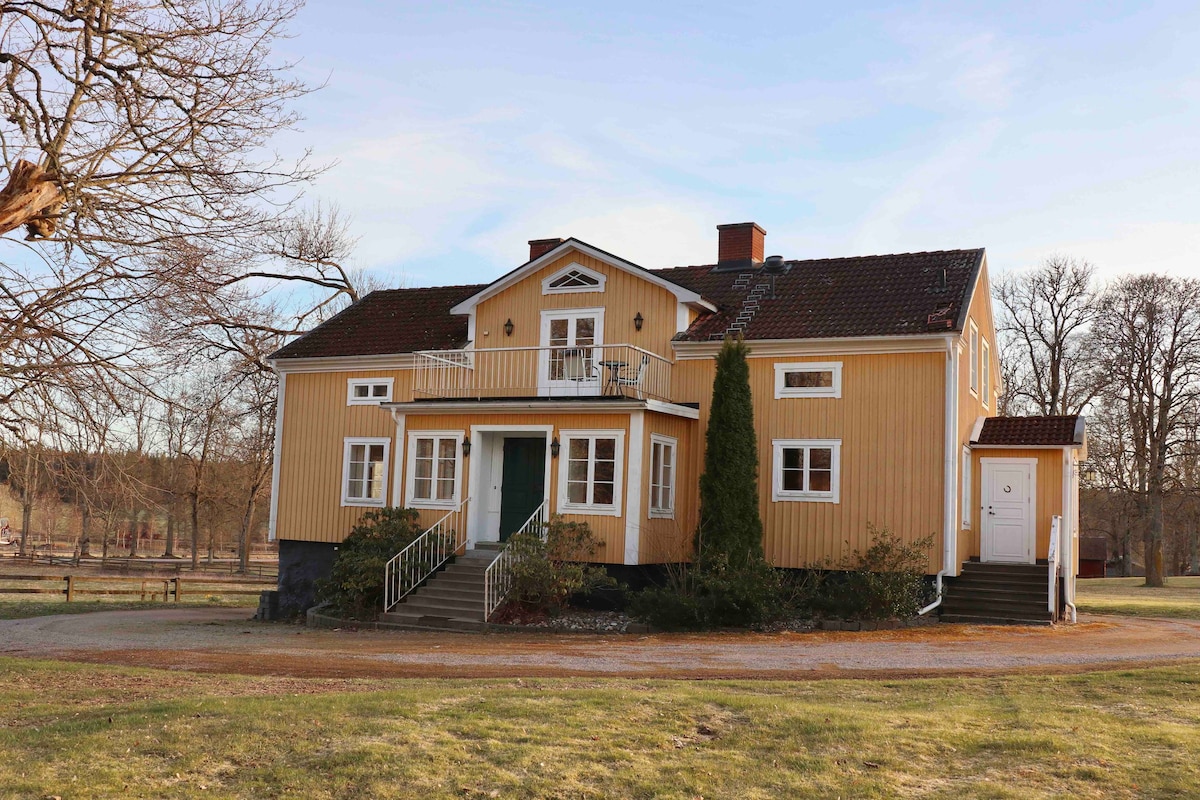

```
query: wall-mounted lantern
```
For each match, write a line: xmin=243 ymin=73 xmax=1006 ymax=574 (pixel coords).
xmin=504 ymin=318 xmax=514 ymax=337
xmin=550 ymin=437 xmax=560 ymax=458
xmin=633 ymin=312 xmax=644 ymax=332
xmin=462 ymin=435 xmax=472 ymax=458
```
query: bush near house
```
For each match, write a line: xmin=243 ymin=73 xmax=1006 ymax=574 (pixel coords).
xmin=496 ymin=516 xmax=615 ymax=620
xmin=315 ymin=507 xmax=425 ymax=619
xmin=805 ymin=528 xmax=936 ymax=621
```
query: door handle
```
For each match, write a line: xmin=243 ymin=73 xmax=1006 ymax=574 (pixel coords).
xmin=987 ymin=506 xmax=995 ymax=516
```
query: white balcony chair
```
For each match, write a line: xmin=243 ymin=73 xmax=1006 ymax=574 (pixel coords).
xmin=612 ymin=354 xmax=650 ymax=399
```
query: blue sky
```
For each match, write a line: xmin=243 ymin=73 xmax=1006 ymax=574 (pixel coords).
xmin=275 ymin=1 xmax=1200 ymax=287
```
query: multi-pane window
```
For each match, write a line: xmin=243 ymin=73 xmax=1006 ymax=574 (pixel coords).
xmin=542 ymin=264 xmax=606 ymax=295
xmin=649 ymin=435 xmax=676 ymax=517
xmin=406 ymin=432 xmax=461 ymax=506
xmin=347 ymin=378 xmax=393 ymax=405
xmin=981 ymin=339 xmax=991 ymax=407
xmin=342 ymin=438 xmax=389 ymax=506
xmin=969 ymin=322 xmax=979 ymax=395
xmin=772 ymin=439 xmax=841 ymax=502
xmin=558 ymin=431 xmax=623 ymax=514
xmin=774 ymin=362 xmax=842 ymax=398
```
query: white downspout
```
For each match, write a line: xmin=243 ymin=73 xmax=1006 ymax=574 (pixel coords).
xmin=920 ymin=337 xmax=960 ymax=615
xmin=1063 ymin=450 xmax=1078 ymax=623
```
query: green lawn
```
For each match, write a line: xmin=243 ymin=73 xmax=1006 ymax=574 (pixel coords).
xmin=1076 ymin=576 xmax=1200 ymax=619
xmin=2 ymin=657 xmax=1200 ymax=799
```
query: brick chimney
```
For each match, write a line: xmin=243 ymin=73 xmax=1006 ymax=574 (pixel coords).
xmin=717 ymin=223 xmax=765 ymax=267
xmin=528 ymin=238 xmax=564 ymax=261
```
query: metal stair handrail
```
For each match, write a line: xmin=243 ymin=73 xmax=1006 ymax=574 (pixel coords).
xmin=482 ymin=501 xmax=548 ymax=621
xmin=383 ymin=498 xmax=470 ymax=612
xmin=1047 ymin=515 xmax=1062 ymax=619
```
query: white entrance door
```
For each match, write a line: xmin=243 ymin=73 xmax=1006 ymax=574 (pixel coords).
xmin=981 ymin=458 xmax=1036 ymax=564
xmin=538 ymin=308 xmax=604 ymax=396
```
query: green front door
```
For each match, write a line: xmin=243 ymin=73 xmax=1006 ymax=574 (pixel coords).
xmin=499 ymin=437 xmax=546 ymax=541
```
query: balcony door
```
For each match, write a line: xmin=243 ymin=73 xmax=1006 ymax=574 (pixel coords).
xmin=538 ymin=308 xmax=604 ymax=396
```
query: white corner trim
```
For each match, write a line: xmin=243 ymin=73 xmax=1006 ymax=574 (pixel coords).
xmin=403 ymin=430 xmax=465 ymax=509
xmin=624 ymin=413 xmax=645 ymax=564
xmin=773 ymin=361 xmax=842 ymax=399
xmin=943 ymin=338 xmax=959 ymax=573
xmin=340 ymin=437 xmax=391 ymax=508
xmin=541 ymin=262 xmax=607 ymax=295
xmin=390 ymin=412 xmax=406 ymax=507
xmin=347 ymin=377 xmax=395 ymax=405
xmin=770 ymin=439 xmax=842 ymax=503
xmin=267 ymin=372 xmax=286 ymax=542
xmin=556 ymin=429 xmax=625 ymax=518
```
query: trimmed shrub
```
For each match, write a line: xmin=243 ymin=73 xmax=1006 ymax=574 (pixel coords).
xmin=807 ymin=527 xmax=935 ymax=620
xmin=630 ymin=554 xmax=794 ymax=631
xmin=504 ymin=516 xmax=615 ymax=615
xmin=315 ymin=507 xmax=425 ymax=619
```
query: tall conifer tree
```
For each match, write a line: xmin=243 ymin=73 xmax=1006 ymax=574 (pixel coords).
xmin=698 ymin=337 xmax=763 ymax=565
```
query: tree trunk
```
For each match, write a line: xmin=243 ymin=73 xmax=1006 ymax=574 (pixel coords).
xmin=190 ymin=492 xmax=200 ymax=570
xmin=164 ymin=509 xmax=176 ymax=557
xmin=238 ymin=496 xmax=257 ymax=574
xmin=127 ymin=511 xmax=139 ymax=557
xmin=0 ymin=160 xmax=65 ymax=238
xmin=1144 ymin=491 xmax=1166 ymax=587
xmin=79 ymin=504 xmax=92 ymax=558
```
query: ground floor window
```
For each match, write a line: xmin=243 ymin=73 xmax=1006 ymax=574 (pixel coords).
xmin=405 ymin=431 xmax=462 ymax=507
xmin=342 ymin=437 xmax=390 ymax=506
xmin=558 ymin=429 xmax=624 ymax=515
xmin=649 ymin=434 xmax=676 ymax=517
xmin=771 ymin=439 xmax=841 ymax=503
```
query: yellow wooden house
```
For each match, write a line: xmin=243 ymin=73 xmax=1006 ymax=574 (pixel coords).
xmin=268 ymin=223 xmax=1085 ymax=625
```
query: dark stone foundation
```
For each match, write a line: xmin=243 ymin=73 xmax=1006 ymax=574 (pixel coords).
xmin=276 ymin=539 xmax=339 ymax=617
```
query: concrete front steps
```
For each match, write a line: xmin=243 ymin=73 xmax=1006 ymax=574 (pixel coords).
xmin=379 ymin=544 xmax=500 ymax=631
xmin=940 ymin=561 xmax=1055 ymax=626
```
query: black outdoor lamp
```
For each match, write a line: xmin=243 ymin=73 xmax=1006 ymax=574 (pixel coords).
xmin=504 ymin=318 xmax=514 ymax=337
xmin=462 ymin=435 xmax=471 ymax=457
xmin=633 ymin=311 xmax=644 ymax=332
xmin=550 ymin=437 xmax=560 ymax=458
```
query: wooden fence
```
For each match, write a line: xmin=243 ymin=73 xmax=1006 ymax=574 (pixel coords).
xmin=0 ymin=574 xmax=274 ymax=602
xmin=2 ymin=553 xmax=277 ymax=580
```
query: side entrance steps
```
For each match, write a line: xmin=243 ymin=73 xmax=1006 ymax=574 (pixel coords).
xmin=940 ymin=562 xmax=1055 ymax=626
xmin=379 ymin=544 xmax=500 ymax=631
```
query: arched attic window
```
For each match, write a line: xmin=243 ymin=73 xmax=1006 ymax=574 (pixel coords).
xmin=542 ymin=263 xmax=607 ymax=295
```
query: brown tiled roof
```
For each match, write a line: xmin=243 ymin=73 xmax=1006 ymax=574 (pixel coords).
xmin=655 ymin=249 xmax=984 ymax=341
xmin=973 ymin=415 xmax=1086 ymax=447
xmin=270 ymin=284 xmax=484 ymax=359
xmin=270 ymin=244 xmax=986 ymax=359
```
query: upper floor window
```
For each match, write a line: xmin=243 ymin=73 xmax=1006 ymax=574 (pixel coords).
xmin=774 ymin=362 xmax=842 ymax=399
xmin=969 ymin=322 xmax=980 ymax=396
xmin=342 ymin=437 xmax=389 ymax=506
xmin=981 ymin=339 xmax=991 ymax=408
xmin=542 ymin=263 xmax=607 ymax=295
xmin=347 ymin=378 xmax=394 ymax=405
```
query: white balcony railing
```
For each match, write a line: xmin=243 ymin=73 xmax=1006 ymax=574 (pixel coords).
xmin=414 ymin=344 xmax=673 ymax=403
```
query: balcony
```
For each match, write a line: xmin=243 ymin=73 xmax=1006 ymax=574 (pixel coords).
xmin=413 ymin=344 xmax=674 ymax=403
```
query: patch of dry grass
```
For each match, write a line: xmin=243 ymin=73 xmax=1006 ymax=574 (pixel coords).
xmin=2 ymin=658 xmax=1200 ymax=798
xmin=1076 ymin=576 xmax=1200 ymax=619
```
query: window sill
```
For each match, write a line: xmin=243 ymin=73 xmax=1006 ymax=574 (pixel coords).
xmin=558 ymin=502 xmax=621 ymax=517
xmin=772 ymin=492 xmax=839 ymax=504
xmin=407 ymin=499 xmax=460 ymax=510
xmin=648 ymin=508 xmax=675 ymax=519
xmin=341 ymin=498 xmax=387 ymax=508
xmin=775 ymin=391 xmax=841 ymax=399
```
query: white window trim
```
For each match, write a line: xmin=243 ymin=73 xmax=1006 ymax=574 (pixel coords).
xmin=968 ymin=321 xmax=979 ymax=397
xmin=772 ymin=439 xmax=841 ymax=503
xmin=347 ymin=377 xmax=395 ymax=406
xmin=341 ymin=437 xmax=391 ymax=507
xmin=541 ymin=262 xmax=607 ymax=295
xmin=648 ymin=434 xmax=677 ymax=519
xmin=404 ymin=430 xmax=464 ymax=509
xmin=981 ymin=338 xmax=991 ymax=409
xmin=774 ymin=361 xmax=843 ymax=399
xmin=557 ymin=429 xmax=625 ymax=516
xmin=961 ymin=445 xmax=972 ymax=529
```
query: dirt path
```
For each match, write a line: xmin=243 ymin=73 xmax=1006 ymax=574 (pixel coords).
xmin=3 ymin=608 xmax=1200 ymax=680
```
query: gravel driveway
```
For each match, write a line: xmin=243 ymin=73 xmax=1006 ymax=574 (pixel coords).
xmin=3 ymin=608 xmax=1199 ymax=679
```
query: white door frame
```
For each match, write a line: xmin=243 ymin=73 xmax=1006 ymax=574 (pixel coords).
xmin=537 ymin=307 xmax=604 ymax=396
xmin=467 ymin=424 xmax=554 ymax=547
xmin=980 ymin=457 xmax=1037 ymax=564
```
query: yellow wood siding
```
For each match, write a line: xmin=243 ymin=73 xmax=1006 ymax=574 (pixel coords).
xmin=403 ymin=412 xmax=632 ymax=563
xmin=641 ymin=412 xmax=699 ymax=563
xmin=674 ymin=352 xmax=946 ymax=571
xmin=275 ymin=369 xmax=415 ymax=543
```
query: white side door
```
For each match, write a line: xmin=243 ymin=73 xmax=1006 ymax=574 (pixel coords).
xmin=981 ymin=458 xmax=1036 ymax=564
xmin=537 ymin=308 xmax=604 ymax=396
